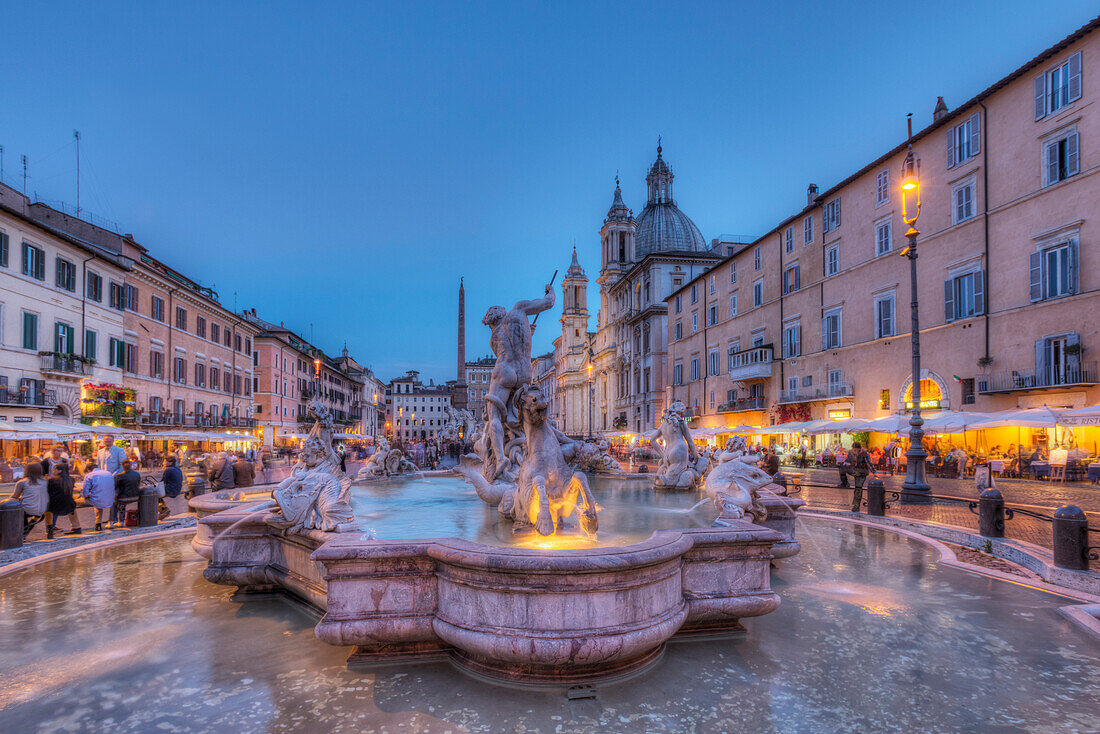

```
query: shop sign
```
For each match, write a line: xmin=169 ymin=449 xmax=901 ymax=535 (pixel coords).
xmin=828 ymin=409 xmax=851 ymax=420
xmin=904 ymin=399 xmax=941 ymax=410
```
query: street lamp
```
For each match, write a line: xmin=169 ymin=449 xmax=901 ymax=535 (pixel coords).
xmin=587 ymin=359 xmax=594 ymax=441
xmin=899 ymin=114 xmax=931 ymax=503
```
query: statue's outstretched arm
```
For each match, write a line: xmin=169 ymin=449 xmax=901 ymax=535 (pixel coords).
xmin=515 ymin=284 xmax=555 ymax=315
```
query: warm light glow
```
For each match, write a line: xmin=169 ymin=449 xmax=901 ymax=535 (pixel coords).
xmin=900 ymin=177 xmax=918 ymax=191
xmin=900 ymin=147 xmax=921 ymax=227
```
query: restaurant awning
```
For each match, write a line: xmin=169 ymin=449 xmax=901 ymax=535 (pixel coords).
xmin=0 ymin=421 xmax=87 ymax=440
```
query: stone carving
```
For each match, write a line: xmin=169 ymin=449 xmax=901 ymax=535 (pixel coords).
xmin=440 ymin=406 xmax=477 ymax=444
xmin=457 ymin=282 xmax=600 ymax=536
xmin=704 ymin=436 xmax=770 ymax=524
xmin=358 ymin=438 xmax=418 ymax=479
xmin=570 ymin=439 xmax=623 ymax=473
xmin=268 ymin=400 xmax=359 ymax=534
xmin=645 ymin=401 xmax=708 ymax=490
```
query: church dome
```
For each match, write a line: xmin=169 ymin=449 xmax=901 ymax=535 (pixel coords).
xmin=633 ymin=144 xmax=707 ymax=256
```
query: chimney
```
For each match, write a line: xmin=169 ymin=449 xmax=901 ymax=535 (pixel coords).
xmin=933 ymin=96 xmax=949 ymax=123
xmin=806 ymin=183 xmax=819 ymax=207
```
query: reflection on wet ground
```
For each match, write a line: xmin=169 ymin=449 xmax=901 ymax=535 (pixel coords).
xmin=1 ymin=517 xmax=1098 ymax=732
xmin=351 ymin=475 xmax=716 ymax=547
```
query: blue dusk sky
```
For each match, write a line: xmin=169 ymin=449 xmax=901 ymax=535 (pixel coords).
xmin=2 ymin=1 xmax=1096 ymax=382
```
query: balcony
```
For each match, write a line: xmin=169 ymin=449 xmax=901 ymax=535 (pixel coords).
xmin=40 ymin=353 xmax=89 ymax=377
xmin=779 ymin=381 xmax=854 ymax=404
xmin=717 ymin=395 xmax=767 ymax=413
xmin=138 ymin=413 xmax=256 ymax=429
xmin=0 ymin=388 xmax=58 ymax=408
xmin=979 ymin=363 xmax=1098 ymax=395
xmin=727 ymin=345 xmax=773 ymax=382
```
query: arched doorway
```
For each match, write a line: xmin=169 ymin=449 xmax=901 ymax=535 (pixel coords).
xmin=900 ymin=371 xmax=949 ymax=412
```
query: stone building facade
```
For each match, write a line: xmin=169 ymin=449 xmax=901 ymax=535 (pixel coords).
xmin=385 ymin=370 xmax=452 ymax=442
xmin=668 ymin=17 xmax=1100 ymax=428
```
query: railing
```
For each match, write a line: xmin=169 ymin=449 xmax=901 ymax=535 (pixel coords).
xmin=139 ymin=414 xmax=256 ymax=428
xmin=717 ymin=396 xmax=766 ymax=413
xmin=40 ymin=354 xmax=89 ymax=376
xmin=778 ymin=380 xmax=853 ymax=404
xmin=979 ymin=362 xmax=1098 ymax=393
xmin=728 ymin=345 xmax=773 ymax=381
xmin=0 ymin=388 xmax=58 ymax=407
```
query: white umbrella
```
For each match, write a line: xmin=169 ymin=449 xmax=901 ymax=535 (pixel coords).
xmin=757 ymin=421 xmax=806 ymax=435
xmin=723 ymin=424 xmax=759 ymax=433
xmin=921 ymin=411 xmax=996 ymax=434
xmin=971 ymin=406 xmax=1065 ymax=429
xmin=861 ymin=414 xmax=912 ymax=434
xmin=1060 ymin=404 xmax=1100 ymax=427
xmin=76 ymin=424 xmax=145 ymax=438
xmin=0 ymin=420 xmax=86 ymax=440
xmin=801 ymin=419 xmax=837 ymax=435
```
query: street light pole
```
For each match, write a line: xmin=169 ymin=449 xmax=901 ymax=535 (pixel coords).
xmin=899 ymin=115 xmax=931 ymax=503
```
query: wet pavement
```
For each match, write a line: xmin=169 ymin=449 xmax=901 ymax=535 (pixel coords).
xmin=1 ymin=517 xmax=1097 ymax=732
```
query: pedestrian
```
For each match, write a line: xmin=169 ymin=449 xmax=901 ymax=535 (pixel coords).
xmin=45 ymin=461 xmax=81 ymax=539
xmin=162 ymin=455 xmax=184 ymax=499
xmin=113 ymin=460 xmax=143 ymax=526
xmin=212 ymin=451 xmax=235 ymax=490
xmin=232 ymin=452 xmax=255 ymax=487
xmin=81 ymin=461 xmax=116 ymax=531
xmin=336 ymin=442 xmax=347 ymax=474
xmin=764 ymin=447 xmax=780 ymax=476
xmin=848 ymin=442 xmax=873 ymax=512
xmin=97 ymin=439 xmax=126 ymax=475
xmin=11 ymin=461 xmax=48 ymax=537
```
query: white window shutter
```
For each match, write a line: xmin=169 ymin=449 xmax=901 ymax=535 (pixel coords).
xmin=1067 ymin=132 xmax=1079 ymax=177
xmin=1046 ymin=141 xmax=1059 ymax=185
xmin=947 ymin=126 xmax=956 ymax=168
xmin=1035 ymin=75 xmax=1047 ymax=120
xmin=1068 ymin=51 xmax=1082 ymax=102
xmin=1069 ymin=238 xmax=1079 ymax=294
xmin=944 ymin=279 xmax=955 ymax=322
xmin=969 ymin=113 xmax=981 ymax=156
xmin=835 ymin=199 xmax=840 ymax=227
xmin=972 ymin=270 xmax=985 ymax=315
xmin=821 ymin=317 xmax=828 ymax=351
xmin=1029 ymin=251 xmax=1043 ymax=301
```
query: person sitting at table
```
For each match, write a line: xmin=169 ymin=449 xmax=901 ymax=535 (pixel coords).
xmin=162 ymin=455 xmax=184 ymax=499
xmin=11 ymin=461 xmax=48 ymax=536
xmin=81 ymin=460 xmax=115 ymax=531
xmin=112 ymin=460 xmax=142 ymax=527
xmin=45 ymin=461 xmax=80 ymax=539
xmin=869 ymin=446 xmax=883 ymax=469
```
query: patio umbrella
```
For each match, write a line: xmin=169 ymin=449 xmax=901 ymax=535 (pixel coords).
xmin=0 ymin=421 xmax=86 ymax=440
xmin=1060 ymin=404 xmax=1100 ymax=427
xmin=861 ymin=414 xmax=912 ymax=435
xmin=970 ymin=406 xmax=1065 ymax=429
xmin=76 ymin=424 xmax=145 ymax=438
xmin=921 ymin=411 xmax=996 ymax=434
xmin=757 ymin=421 xmax=806 ymax=435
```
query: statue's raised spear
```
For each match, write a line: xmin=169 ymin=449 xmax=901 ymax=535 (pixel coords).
xmin=531 ymin=269 xmax=558 ymax=329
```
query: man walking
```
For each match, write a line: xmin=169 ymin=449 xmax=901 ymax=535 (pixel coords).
xmin=232 ymin=452 xmax=255 ymax=488
xmin=848 ymin=442 xmax=873 ymax=513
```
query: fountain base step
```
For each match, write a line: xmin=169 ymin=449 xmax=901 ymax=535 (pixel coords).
xmin=448 ymin=643 xmax=667 ymax=686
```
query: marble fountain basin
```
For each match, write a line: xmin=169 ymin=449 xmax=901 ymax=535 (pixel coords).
xmin=196 ymin=474 xmax=801 ymax=684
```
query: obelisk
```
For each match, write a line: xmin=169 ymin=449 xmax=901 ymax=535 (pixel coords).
xmin=453 ymin=278 xmax=468 ymax=411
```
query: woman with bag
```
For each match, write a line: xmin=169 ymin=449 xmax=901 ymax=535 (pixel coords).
xmin=46 ymin=461 xmax=81 ymax=539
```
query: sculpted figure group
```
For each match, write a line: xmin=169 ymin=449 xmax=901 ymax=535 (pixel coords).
xmin=457 ymin=283 xmax=600 ymax=536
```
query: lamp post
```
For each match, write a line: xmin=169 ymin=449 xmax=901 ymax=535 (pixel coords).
xmin=899 ymin=115 xmax=931 ymax=503
xmin=587 ymin=359 xmax=594 ymax=441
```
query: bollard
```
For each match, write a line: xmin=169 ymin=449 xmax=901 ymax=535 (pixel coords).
xmin=772 ymin=473 xmax=788 ymax=496
xmin=1 ymin=499 xmax=23 ymax=550
xmin=187 ymin=472 xmax=207 ymax=498
xmin=138 ymin=487 xmax=159 ymax=527
xmin=1053 ymin=505 xmax=1089 ymax=571
xmin=978 ymin=488 xmax=1006 ymax=538
xmin=866 ymin=477 xmax=886 ymax=516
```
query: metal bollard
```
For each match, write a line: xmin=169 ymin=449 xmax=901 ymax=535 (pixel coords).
xmin=978 ymin=488 xmax=1006 ymax=538
xmin=187 ymin=472 xmax=207 ymax=498
xmin=138 ymin=487 xmax=159 ymax=527
xmin=866 ymin=477 xmax=886 ymax=516
xmin=1 ymin=499 xmax=23 ymax=550
xmin=1053 ymin=505 xmax=1089 ymax=571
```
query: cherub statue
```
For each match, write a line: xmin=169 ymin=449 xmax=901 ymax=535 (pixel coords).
xmin=645 ymin=401 xmax=708 ymax=490
xmin=704 ymin=436 xmax=771 ymax=524
xmin=268 ymin=400 xmax=358 ymax=534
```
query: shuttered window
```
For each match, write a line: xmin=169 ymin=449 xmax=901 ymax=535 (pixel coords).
xmin=1030 ymin=239 xmax=1079 ymax=303
xmin=944 ymin=270 xmax=985 ymax=322
xmin=823 ymin=198 xmax=841 ymax=233
xmin=1035 ymin=52 xmax=1082 ymax=120
xmin=947 ymin=113 xmax=980 ymax=168
xmin=1043 ymin=130 xmax=1079 ymax=186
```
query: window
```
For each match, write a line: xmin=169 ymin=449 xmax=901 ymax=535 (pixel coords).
xmin=53 ymin=322 xmax=74 ymax=353
xmin=124 ymin=342 xmax=136 ymax=373
xmin=245 ymin=338 xmax=251 ymax=354
xmin=195 ymin=363 xmax=206 ymax=387
xmin=235 ymin=333 xmax=242 ymax=352
xmin=782 ymin=322 xmax=801 ymax=358
xmin=22 ymin=242 xmax=45 ymax=280
xmin=674 ymin=294 xmax=681 ymax=314
xmin=1030 ymin=240 xmax=1078 ymax=302
xmin=1043 ymin=129 xmax=1079 ymax=186
xmin=0 ymin=231 xmax=7 ymax=266
xmin=196 ymin=315 xmax=206 ymax=338
xmin=1035 ymin=52 xmax=1081 ymax=120
xmin=875 ymin=168 xmax=889 ymax=206
xmin=729 ymin=293 xmax=738 ymax=317
xmin=109 ymin=338 xmax=124 ymax=368
xmin=691 ymin=312 xmax=698 ymax=333
xmin=674 ymin=321 xmax=682 ymax=340
xmin=951 ymin=180 xmax=975 ymax=224
xmin=729 ymin=261 xmax=737 ymax=284
xmin=124 ymin=284 xmax=138 ymax=311
xmin=210 ymin=367 xmax=220 ymax=391
xmin=753 ymin=246 xmax=761 ymax=271
xmin=109 ymin=281 xmax=124 ymax=310
xmin=822 ymin=308 xmax=842 ymax=349
xmin=22 ymin=312 xmax=38 ymax=350
xmin=709 ymin=276 xmax=716 ymax=295
xmin=784 ymin=226 xmax=793 ymax=253
xmin=947 ymin=113 xmax=980 ymax=168
xmin=804 ymin=215 xmax=813 ymax=244
xmin=150 ymin=350 xmax=164 ymax=379
xmin=674 ymin=361 xmax=684 ymax=386
xmin=84 ymin=330 xmax=97 ymax=361
xmin=690 ymin=284 xmax=698 ymax=304
xmin=224 ymin=329 xmax=231 ymax=347
xmin=753 ymin=280 xmax=763 ymax=308
xmin=875 ymin=219 xmax=892 ymax=256
xmin=174 ymin=357 xmax=187 ymax=384
xmin=825 ymin=244 xmax=839 ymax=276
xmin=944 ymin=270 xmax=985 ymax=322
xmin=783 ymin=265 xmax=800 ymax=294
xmin=706 ymin=305 xmax=717 ymax=326
xmin=823 ymin=198 xmax=841 ymax=233
xmin=828 ymin=370 xmax=844 ymax=396
xmin=961 ymin=378 xmax=975 ymax=405
xmin=875 ymin=293 xmax=896 ymax=338
xmin=151 ymin=296 xmax=164 ymax=322
xmin=223 ymin=370 xmax=231 ymax=391
xmin=86 ymin=271 xmax=102 ymax=302
xmin=175 ymin=307 xmax=187 ymax=331
xmin=880 ymin=389 xmax=891 ymax=410
xmin=211 ymin=323 xmax=220 ymax=343
xmin=709 ymin=350 xmax=720 ymax=376
xmin=690 ymin=357 xmax=700 ymax=382
xmin=55 ymin=257 xmax=76 ymax=291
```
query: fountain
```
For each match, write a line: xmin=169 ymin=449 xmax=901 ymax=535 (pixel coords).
xmin=357 ymin=438 xmax=418 ymax=479
xmin=647 ymin=401 xmax=709 ymax=490
xmin=198 ymin=281 xmax=792 ymax=684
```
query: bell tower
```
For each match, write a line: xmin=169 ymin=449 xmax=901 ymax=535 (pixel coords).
xmin=561 ymin=247 xmax=589 ymax=351
xmin=600 ymin=175 xmax=635 ymax=277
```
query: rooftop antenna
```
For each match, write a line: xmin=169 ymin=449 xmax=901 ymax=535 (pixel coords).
xmin=0 ymin=145 xmax=4 ymax=181
xmin=74 ymin=130 xmax=81 ymax=216
xmin=21 ymin=155 xmax=28 ymax=195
